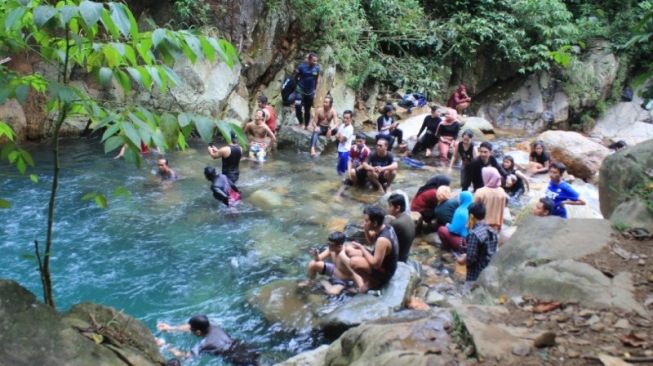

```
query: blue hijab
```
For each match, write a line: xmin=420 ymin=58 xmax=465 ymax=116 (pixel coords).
xmin=447 ymin=191 xmax=473 ymax=237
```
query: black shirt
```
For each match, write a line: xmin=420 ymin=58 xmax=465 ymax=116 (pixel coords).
xmin=438 ymin=122 xmax=460 ymax=139
xmin=458 ymin=141 xmax=475 ymax=165
xmin=433 ymin=198 xmax=459 ymax=226
xmin=368 ymin=151 xmax=395 ymax=167
xmin=462 ymin=156 xmax=507 ymax=191
xmin=530 ymin=151 xmax=550 ymax=165
xmin=222 ymin=145 xmax=241 ymax=184
xmin=371 ymin=225 xmax=399 ymax=287
xmin=417 ymin=115 xmax=441 ymax=137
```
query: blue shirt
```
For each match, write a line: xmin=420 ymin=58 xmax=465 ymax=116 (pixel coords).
xmin=295 ymin=63 xmax=320 ymax=94
xmin=545 ymin=180 xmax=580 ymax=218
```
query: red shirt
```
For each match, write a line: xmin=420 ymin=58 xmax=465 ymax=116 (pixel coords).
xmin=410 ymin=188 xmax=438 ymax=213
xmin=264 ymin=105 xmax=277 ymax=131
xmin=349 ymin=145 xmax=370 ymax=167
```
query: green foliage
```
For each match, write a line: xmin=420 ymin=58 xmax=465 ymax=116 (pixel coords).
xmin=171 ymin=0 xmax=211 ymax=28
xmin=451 ymin=311 xmax=477 ymax=359
xmin=0 ymin=121 xmax=35 ymax=208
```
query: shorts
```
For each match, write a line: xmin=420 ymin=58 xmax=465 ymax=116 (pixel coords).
xmin=322 ymin=262 xmax=352 ymax=287
xmin=249 ymin=142 xmax=267 ymax=162
xmin=337 ymin=151 xmax=349 ymax=175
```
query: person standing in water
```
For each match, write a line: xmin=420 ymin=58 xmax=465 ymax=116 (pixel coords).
xmin=157 ymin=158 xmax=177 ymax=181
xmin=204 ymin=167 xmax=240 ymax=207
xmin=207 ymin=132 xmax=242 ymax=184
xmin=244 ymin=110 xmax=276 ymax=162
xmin=336 ymin=110 xmax=354 ymax=175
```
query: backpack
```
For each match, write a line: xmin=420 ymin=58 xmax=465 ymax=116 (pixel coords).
xmin=281 ymin=77 xmax=296 ymax=106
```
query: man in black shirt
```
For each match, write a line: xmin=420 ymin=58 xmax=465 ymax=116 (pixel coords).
xmin=461 ymin=141 xmax=507 ymax=191
xmin=360 ymin=138 xmax=398 ymax=193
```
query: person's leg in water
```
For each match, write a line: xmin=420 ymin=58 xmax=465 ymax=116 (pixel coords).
xmin=367 ymin=170 xmax=385 ymax=194
xmin=302 ymin=94 xmax=314 ymax=129
xmin=301 ymin=259 xmax=326 ymax=286
xmin=310 ymin=125 xmax=328 ymax=156
xmin=381 ymin=170 xmax=396 ymax=192
xmin=337 ymin=151 xmax=349 ymax=175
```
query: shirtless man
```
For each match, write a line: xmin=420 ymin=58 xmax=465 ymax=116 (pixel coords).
xmin=302 ymin=231 xmax=355 ymax=295
xmin=344 ymin=205 xmax=399 ymax=293
xmin=157 ymin=158 xmax=177 ymax=181
xmin=243 ymin=110 xmax=276 ymax=162
xmin=207 ymin=132 xmax=241 ymax=184
xmin=309 ymin=96 xmax=338 ymax=156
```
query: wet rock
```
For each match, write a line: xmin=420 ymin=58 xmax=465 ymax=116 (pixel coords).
xmin=343 ymin=223 xmax=365 ymax=243
xmin=275 ymin=345 xmax=328 ymax=366
xmin=512 ymin=343 xmax=531 ymax=356
xmin=249 ymin=189 xmax=284 ymax=210
xmin=610 ymin=200 xmax=653 ymax=235
xmin=533 ymin=331 xmax=556 ymax=348
xmin=461 ymin=116 xmax=494 ymax=133
xmin=319 ymin=262 xmax=420 ymax=338
xmin=426 ymin=290 xmax=447 ymax=306
xmin=248 ymin=280 xmax=327 ymax=333
xmin=537 ymin=130 xmax=609 ymax=180
xmin=473 ymin=217 xmax=647 ymax=315
xmin=323 ymin=310 xmax=456 ymax=366
xmin=222 ymin=88 xmax=250 ymax=123
xmin=0 ymin=279 xmax=165 ymax=366
xmin=599 ymin=139 xmax=653 ymax=218
xmin=276 ymin=125 xmax=328 ymax=153
xmin=593 ymin=102 xmax=653 ymax=146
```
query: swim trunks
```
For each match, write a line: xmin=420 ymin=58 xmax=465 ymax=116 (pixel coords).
xmin=322 ymin=262 xmax=351 ymax=287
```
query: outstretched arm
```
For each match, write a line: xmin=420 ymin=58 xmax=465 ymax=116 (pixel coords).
xmin=157 ymin=322 xmax=191 ymax=333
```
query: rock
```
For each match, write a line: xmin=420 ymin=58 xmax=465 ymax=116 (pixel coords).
xmin=330 ymin=73 xmax=356 ymax=116
xmin=248 ymin=280 xmax=327 ymax=333
xmin=343 ymin=222 xmax=366 ymax=243
xmin=454 ymin=304 xmax=533 ymax=361
xmin=0 ymin=99 xmax=27 ymax=142
xmin=461 ymin=116 xmax=494 ymax=133
xmin=222 ymin=89 xmax=251 ymax=123
xmin=598 ymin=139 xmax=653 ymax=217
xmin=473 ymin=217 xmax=647 ymax=315
xmin=249 ymin=189 xmax=285 ymax=210
xmin=593 ymin=102 xmax=653 ymax=146
xmin=426 ymin=290 xmax=447 ymax=306
xmin=275 ymin=345 xmax=329 ymax=366
xmin=537 ymin=130 xmax=610 ymax=180
xmin=276 ymin=125 xmax=328 ymax=153
xmin=614 ymin=318 xmax=630 ymax=329
xmin=552 ymin=91 xmax=569 ymax=123
xmin=322 ymin=310 xmax=456 ymax=366
xmin=504 ymin=150 xmax=530 ymax=168
xmin=533 ymin=332 xmax=556 ymax=348
xmin=512 ymin=343 xmax=531 ymax=356
xmin=319 ymin=262 xmax=420 ymax=338
xmin=0 ymin=279 xmax=164 ymax=366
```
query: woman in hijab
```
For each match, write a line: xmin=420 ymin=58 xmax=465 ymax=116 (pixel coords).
xmin=435 ymin=108 xmax=461 ymax=165
xmin=437 ymin=190 xmax=473 ymax=252
xmin=411 ymin=174 xmax=451 ymax=233
xmin=473 ymin=166 xmax=506 ymax=231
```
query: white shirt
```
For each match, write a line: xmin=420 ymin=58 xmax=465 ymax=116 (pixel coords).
xmin=338 ymin=124 xmax=354 ymax=152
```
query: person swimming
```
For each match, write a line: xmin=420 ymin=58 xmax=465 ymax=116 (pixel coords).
xmin=204 ymin=167 xmax=240 ymax=206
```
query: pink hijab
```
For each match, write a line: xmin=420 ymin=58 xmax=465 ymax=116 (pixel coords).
xmin=482 ymin=166 xmax=502 ymax=188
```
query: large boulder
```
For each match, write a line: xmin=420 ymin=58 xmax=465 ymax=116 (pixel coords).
xmin=474 ymin=217 xmax=645 ymax=315
xmin=249 ymin=189 xmax=285 ymax=210
xmin=319 ymin=262 xmax=420 ymax=338
xmin=275 ymin=345 xmax=329 ymax=366
xmin=461 ymin=116 xmax=494 ymax=133
xmin=0 ymin=279 xmax=164 ymax=366
xmin=537 ymin=130 xmax=609 ymax=180
xmin=276 ymin=125 xmax=329 ymax=153
xmin=0 ymin=99 xmax=27 ymax=142
xmin=610 ymin=200 xmax=653 ymax=234
xmin=592 ymin=102 xmax=653 ymax=146
xmin=322 ymin=310 xmax=458 ymax=366
xmin=598 ymin=139 xmax=653 ymax=219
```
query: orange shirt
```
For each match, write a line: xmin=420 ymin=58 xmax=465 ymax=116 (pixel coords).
xmin=264 ymin=105 xmax=277 ymax=131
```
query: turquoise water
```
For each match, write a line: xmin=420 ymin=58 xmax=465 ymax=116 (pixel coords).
xmin=0 ymin=139 xmax=369 ymax=365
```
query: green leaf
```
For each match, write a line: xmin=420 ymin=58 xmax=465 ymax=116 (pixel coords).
xmin=81 ymin=192 xmax=96 ymax=201
xmin=5 ymin=7 xmax=26 ymax=31
xmin=16 ymin=158 xmax=26 ymax=174
xmin=137 ymin=66 xmax=153 ymax=90
xmin=0 ymin=199 xmax=11 ymax=209
xmin=177 ymin=112 xmax=191 ymax=128
xmin=0 ymin=122 xmax=16 ymax=141
xmin=194 ymin=116 xmax=215 ymax=143
xmin=123 ymin=44 xmax=137 ymax=66
xmin=101 ymin=123 xmax=120 ymax=142
xmin=98 ymin=67 xmax=113 ymax=86
xmin=147 ymin=66 xmax=163 ymax=92
xmin=200 ymin=36 xmax=216 ymax=62
xmin=79 ymin=1 xmax=104 ymax=28
xmin=100 ymin=8 xmax=120 ymax=39
xmin=152 ymin=29 xmax=166 ymax=48
xmin=160 ymin=112 xmax=178 ymax=149
xmin=94 ymin=195 xmax=107 ymax=208
xmin=177 ymin=132 xmax=188 ymax=150
xmin=20 ymin=149 xmax=34 ymax=167
xmin=59 ymin=5 xmax=79 ymax=25
xmin=14 ymin=84 xmax=29 ymax=104
xmin=151 ymin=128 xmax=166 ymax=152
xmin=34 ymin=5 xmax=57 ymax=28
xmin=113 ymin=186 xmax=131 ymax=199
xmin=219 ymin=39 xmax=238 ymax=67
xmin=122 ymin=122 xmax=141 ymax=147
xmin=108 ymin=2 xmax=130 ymax=38
xmin=30 ymin=174 xmax=38 ymax=183
xmin=216 ymin=120 xmax=233 ymax=143
xmin=126 ymin=67 xmax=142 ymax=86
xmin=104 ymin=135 xmax=124 ymax=153
xmin=102 ymin=45 xmax=122 ymax=67
xmin=136 ymin=39 xmax=154 ymax=65
xmin=114 ymin=69 xmax=131 ymax=94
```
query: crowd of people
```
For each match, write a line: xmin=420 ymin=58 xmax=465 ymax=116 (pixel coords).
xmin=150 ymin=52 xmax=588 ymax=364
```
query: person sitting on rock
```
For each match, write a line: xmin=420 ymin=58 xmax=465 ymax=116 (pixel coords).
xmin=473 ymin=167 xmax=507 ymax=232
xmin=437 ymin=190 xmax=473 ymax=253
xmin=244 ymin=109 xmax=276 ymax=162
xmin=346 ymin=132 xmax=371 ymax=187
xmin=528 ymin=141 xmax=550 ymax=175
xmin=376 ymin=104 xmax=403 ymax=150
xmin=344 ymin=205 xmax=399 ymax=293
xmin=544 ymin=162 xmax=585 ymax=218
xmin=446 ymin=84 xmax=472 ymax=115
xmin=435 ymin=108 xmax=461 ymax=165
xmin=432 ymin=186 xmax=458 ymax=228
xmin=204 ymin=167 xmax=240 ymax=207
xmin=157 ymin=314 xmax=259 ymax=365
xmin=411 ymin=105 xmax=442 ymax=157
xmin=302 ymin=231 xmax=355 ymax=296
xmin=501 ymin=156 xmax=529 ymax=201
xmin=532 ymin=197 xmax=555 ymax=217
xmin=411 ymin=174 xmax=451 ymax=233
xmin=387 ymin=193 xmax=416 ymax=262
xmin=456 ymin=202 xmax=498 ymax=286
xmin=359 ymin=138 xmax=398 ymax=194
xmin=461 ymin=141 xmax=507 ymax=192
xmin=308 ymin=96 xmax=338 ymax=157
